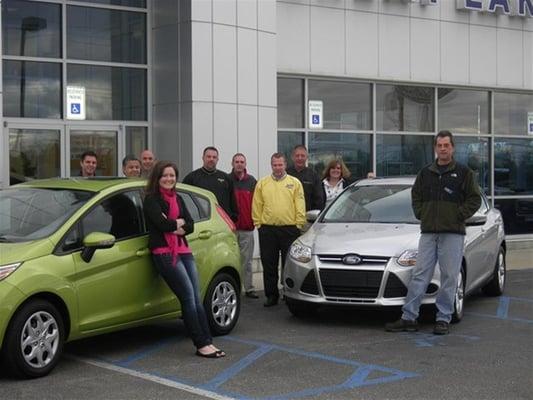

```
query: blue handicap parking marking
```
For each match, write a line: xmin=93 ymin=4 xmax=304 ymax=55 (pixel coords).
xmin=71 ymin=103 xmax=81 ymax=114
xmin=399 ymin=332 xmax=480 ymax=348
xmin=467 ymin=296 xmax=533 ymax=324
xmin=96 ymin=335 xmax=418 ymax=400
xmin=312 ymin=115 xmax=320 ymax=125
xmin=198 ymin=336 xmax=418 ymax=399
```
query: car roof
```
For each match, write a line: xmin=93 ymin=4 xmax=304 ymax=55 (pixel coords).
xmin=12 ymin=178 xmax=218 ymax=201
xmin=14 ymin=177 xmax=145 ymax=192
xmin=354 ymin=176 xmax=416 ymax=186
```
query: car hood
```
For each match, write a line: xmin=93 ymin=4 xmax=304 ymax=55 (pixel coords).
xmin=0 ymin=239 xmax=55 ymax=265
xmin=301 ymin=222 xmax=420 ymax=258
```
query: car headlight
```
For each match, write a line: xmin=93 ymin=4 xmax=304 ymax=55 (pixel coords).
xmin=397 ymin=250 xmax=417 ymax=267
xmin=289 ymin=241 xmax=312 ymax=263
xmin=0 ymin=262 xmax=22 ymax=281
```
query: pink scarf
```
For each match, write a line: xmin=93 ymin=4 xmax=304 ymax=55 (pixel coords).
xmin=159 ymin=188 xmax=179 ymax=265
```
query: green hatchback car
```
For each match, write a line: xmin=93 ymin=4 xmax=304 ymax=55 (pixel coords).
xmin=0 ymin=178 xmax=241 ymax=378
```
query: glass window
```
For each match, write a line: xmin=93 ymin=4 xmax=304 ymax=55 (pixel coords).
xmin=3 ymin=60 xmax=61 ymax=118
xmin=494 ymin=92 xmax=533 ymax=136
xmin=438 ymin=88 xmax=489 ymax=134
xmin=308 ymin=80 xmax=372 ymax=130
xmin=70 ymin=130 xmax=118 ymax=176
xmin=494 ymin=138 xmax=533 ymax=195
xmin=277 ymin=131 xmax=304 ymax=167
xmin=494 ymin=199 xmax=533 ymax=235
xmin=67 ymin=64 xmax=147 ymax=120
xmin=376 ymin=85 xmax=434 ymax=132
xmin=2 ymin=0 xmax=61 ymax=58
xmin=126 ymin=126 xmax=147 ymax=157
xmin=0 ymin=188 xmax=93 ymax=242
xmin=67 ymin=6 xmax=146 ymax=64
xmin=9 ymin=129 xmax=60 ymax=185
xmin=278 ymin=78 xmax=304 ymax=128
xmin=82 ymin=191 xmax=143 ymax=240
xmin=453 ymin=136 xmax=490 ymax=194
xmin=308 ymin=132 xmax=372 ymax=180
xmin=376 ymin=134 xmax=434 ymax=176
xmin=70 ymin=0 xmax=146 ymax=7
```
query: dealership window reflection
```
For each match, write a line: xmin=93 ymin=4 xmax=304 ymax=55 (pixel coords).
xmin=9 ymin=129 xmax=60 ymax=185
xmin=376 ymin=85 xmax=434 ymax=132
xmin=494 ymin=138 xmax=533 ymax=195
xmin=278 ymin=78 xmax=304 ymax=129
xmin=453 ymin=136 xmax=491 ymax=194
xmin=308 ymin=80 xmax=372 ymax=130
xmin=494 ymin=92 xmax=533 ymax=136
xmin=376 ymin=134 xmax=434 ymax=176
xmin=308 ymin=132 xmax=372 ymax=180
xmin=438 ymin=88 xmax=489 ymax=134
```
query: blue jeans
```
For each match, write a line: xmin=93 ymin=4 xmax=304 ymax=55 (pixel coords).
xmin=151 ymin=253 xmax=212 ymax=348
xmin=402 ymin=233 xmax=464 ymax=324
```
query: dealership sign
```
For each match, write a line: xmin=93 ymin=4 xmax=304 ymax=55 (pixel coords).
xmin=456 ymin=0 xmax=533 ymax=16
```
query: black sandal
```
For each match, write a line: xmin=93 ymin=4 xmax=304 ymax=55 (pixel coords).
xmin=195 ymin=350 xmax=225 ymax=358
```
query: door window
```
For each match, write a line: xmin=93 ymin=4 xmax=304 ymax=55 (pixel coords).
xmin=82 ymin=191 xmax=143 ymax=240
xmin=70 ymin=129 xmax=117 ymax=176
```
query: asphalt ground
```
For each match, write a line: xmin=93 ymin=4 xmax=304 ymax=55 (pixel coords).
xmin=0 ymin=249 xmax=532 ymax=400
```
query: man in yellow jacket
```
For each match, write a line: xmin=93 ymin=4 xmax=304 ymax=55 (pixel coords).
xmin=252 ymin=152 xmax=306 ymax=307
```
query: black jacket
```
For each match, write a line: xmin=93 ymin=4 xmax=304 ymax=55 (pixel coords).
xmin=143 ymin=192 xmax=194 ymax=250
xmin=412 ymin=159 xmax=481 ymax=235
xmin=287 ymin=166 xmax=325 ymax=211
xmin=182 ymin=168 xmax=239 ymax=222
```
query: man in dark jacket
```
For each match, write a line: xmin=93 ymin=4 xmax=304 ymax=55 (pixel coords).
xmin=183 ymin=146 xmax=238 ymax=222
xmin=386 ymin=130 xmax=481 ymax=335
xmin=230 ymin=153 xmax=258 ymax=298
xmin=287 ymin=145 xmax=325 ymax=211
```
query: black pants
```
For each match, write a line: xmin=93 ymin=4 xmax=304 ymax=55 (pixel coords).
xmin=258 ymin=225 xmax=300 ymax=299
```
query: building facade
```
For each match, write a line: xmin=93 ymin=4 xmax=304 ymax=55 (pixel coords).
xmin=1 ymin=0 xmax=532 ymax=236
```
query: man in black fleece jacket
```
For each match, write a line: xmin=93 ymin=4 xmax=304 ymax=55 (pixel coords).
xmin=183 ymin=146 xmax=239 ymax=222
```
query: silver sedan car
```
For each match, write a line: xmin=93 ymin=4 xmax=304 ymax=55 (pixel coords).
xmin=283 ymin=177 xmax=506 ymax=321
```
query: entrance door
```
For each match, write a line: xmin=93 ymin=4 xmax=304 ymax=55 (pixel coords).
xmin=4 ymin=123 xmax=64 ymax=186
xmin=68 ymin=127 xmax=119 ymax=177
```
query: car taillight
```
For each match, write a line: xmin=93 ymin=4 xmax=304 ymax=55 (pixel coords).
xmin=216 ymin=205 xmax=236 ymax=232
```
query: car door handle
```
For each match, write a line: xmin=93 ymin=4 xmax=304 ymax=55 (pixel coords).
xmin=136 ymin=248 xmax=150 ymax=257
xmin=198 ymin=230 xmax=212 ymax=240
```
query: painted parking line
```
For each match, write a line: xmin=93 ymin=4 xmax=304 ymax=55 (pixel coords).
xmin=65 ymin=354 xmax=236 ymax=400
xmin=67 ymin=336 xmax=418 ymax=400
xmin=466 ymin=296 xmax=533 ymax=324
xmin=399 ymin=332 xmax=480 ymax=347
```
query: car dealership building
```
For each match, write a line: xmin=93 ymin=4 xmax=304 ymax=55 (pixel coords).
xmin=0 ymin=0 xmax=532 ymax=236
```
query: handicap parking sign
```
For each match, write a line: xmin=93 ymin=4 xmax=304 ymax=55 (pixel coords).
xmin=312 ymin=115 xmax=320 ymax=125
xmin=71 ymin=103 xmax=81 ymax=114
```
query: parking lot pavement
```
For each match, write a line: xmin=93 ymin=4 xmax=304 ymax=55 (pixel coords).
xmin=1 ymin=249 xmax=532 ymax=400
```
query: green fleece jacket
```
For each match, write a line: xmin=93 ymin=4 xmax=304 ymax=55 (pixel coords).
xmin=412 ymin=159 xmax=481 ymax=235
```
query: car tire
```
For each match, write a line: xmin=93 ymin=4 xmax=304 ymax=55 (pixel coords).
xmin=2 ymin=299 xmax=65 ymax=378
xmin=451 ymin=268 xmax=465 ymax=323
xmin=481 ymin=246 xmax=506 ymax=296
xmin=286 ymin=298 xmax=319 ymax=318
xmin=204 ymin=272 xmax=240 ymax=336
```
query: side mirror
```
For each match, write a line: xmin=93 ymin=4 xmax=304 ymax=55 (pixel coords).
xmin=466 ymin=214 xmax=487 ymax=226
xmin=306 ymin=209 xmax=321 ymax=223
xmin=81 ymin=232 xmax=116 ymax=262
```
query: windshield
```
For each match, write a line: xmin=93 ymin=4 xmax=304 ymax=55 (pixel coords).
xmin=322 ymin=184 xmax=418 ymax=224
xmin=0 ymin=188 xmax=94 ymax=242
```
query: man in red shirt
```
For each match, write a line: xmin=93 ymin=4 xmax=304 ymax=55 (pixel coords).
xmin=230 ymin=153 xmax=258 ymax=298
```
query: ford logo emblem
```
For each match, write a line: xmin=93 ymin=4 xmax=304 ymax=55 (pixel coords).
xmin=342 ymin=254 xmax=362 ymax=265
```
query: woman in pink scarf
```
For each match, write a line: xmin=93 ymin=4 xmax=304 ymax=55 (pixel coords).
xmin=144 ymin=161 xmax=225 ymax=358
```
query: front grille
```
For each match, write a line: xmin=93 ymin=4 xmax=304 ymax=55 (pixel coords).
xmin=318 ymin=254 xmax=390 ymax=265
xmin=319 ymin=269 xmax=383 ymax=298
xmin=300 ymin=270 xmax=319 ymax=295
xmin=384 ymin=273 xmax=407 ymax=298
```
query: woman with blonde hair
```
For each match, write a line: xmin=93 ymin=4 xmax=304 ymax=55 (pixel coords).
xmin=322 ymin=158 xmax=352 ymax=206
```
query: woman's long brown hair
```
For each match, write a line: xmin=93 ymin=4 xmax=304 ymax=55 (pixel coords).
xmin=145 ymin=161 xmax=179 ymax=196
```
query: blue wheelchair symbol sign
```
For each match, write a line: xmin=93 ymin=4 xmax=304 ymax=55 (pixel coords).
xmin=71 ymin=103 xmax=81 ymax=114
xmin=312 ymin=115 xmax=320 ymax=125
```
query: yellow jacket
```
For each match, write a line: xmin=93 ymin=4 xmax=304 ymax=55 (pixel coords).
xmin=252 ymin=174 xmax=306 ymax=228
